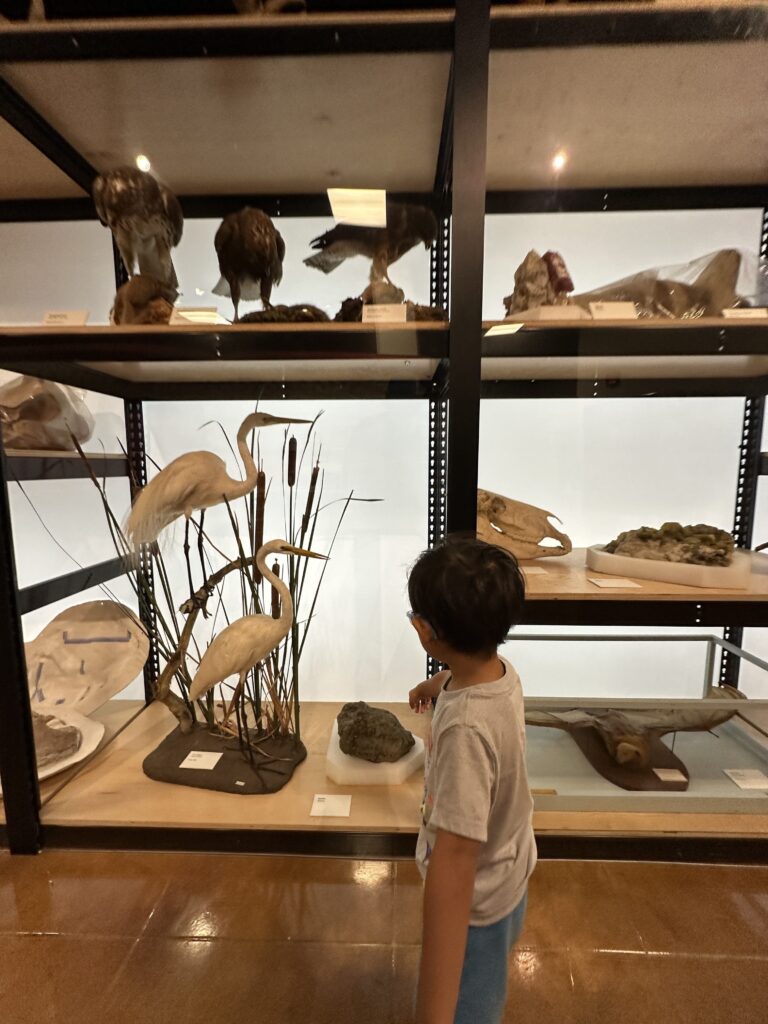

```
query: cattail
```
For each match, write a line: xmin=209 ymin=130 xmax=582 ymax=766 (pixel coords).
xmin=301 ymin=461 xmax=320 ymax=539
xmin=254 ymin=469 xmax=266 ymax=581
xmin=271 ymin=561 xmax=281 ymax=619
xmin=287 ymin=436 xmax=297 ymax=488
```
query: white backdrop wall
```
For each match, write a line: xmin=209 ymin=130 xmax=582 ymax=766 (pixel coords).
xmin=2 ymin=210 xmax=766 ymax=704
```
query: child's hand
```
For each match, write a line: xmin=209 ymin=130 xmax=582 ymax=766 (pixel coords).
xmin=409 ymin=681 xmax=433 ymax=714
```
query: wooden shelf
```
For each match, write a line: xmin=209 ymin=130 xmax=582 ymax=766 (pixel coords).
xmin=523 ymin=549 xmax=768 ymax=604
xmin=39 ymin=699 xmax=768 ymax=842
xmin=0 ymin=698 xmax=143 ymax=825
xmin=41 ymin=701 xmax=429 ymax=833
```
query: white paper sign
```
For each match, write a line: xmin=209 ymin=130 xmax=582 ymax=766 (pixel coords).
xmin=721 ymin=308 xmax=768 ymax=320
xmin=311 ymin=793 xmax=352 ymax=817
xmin=484 ymin=322 xmax=524 ymax=337
xmin=179 ymin=751 xmax=223 ymax=770
xmin=43 ymin=310 xmax=89 ymax=326
xmin=653 ymin=768 xmax=687 ymax=783
xmin=170 ymin=307 xmax=229 ymax=325
xmin=724 ymin=768 xmax=768 ymax=790
xmin=588 ymin=577 xmax=643 ymax=589
xmin=522 ymin=566 xmax=547 ymax=576
xmin=362 ymin=304 xmax=408 ymax=324
xmin=328 ymin=188 xmax=387 ymax=227
xmin=589 ymin=301 xmax=638 ymax=321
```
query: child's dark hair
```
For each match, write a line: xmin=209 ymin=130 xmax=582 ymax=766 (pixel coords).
xmin=408 ymin=536 xmax=525 ymax=654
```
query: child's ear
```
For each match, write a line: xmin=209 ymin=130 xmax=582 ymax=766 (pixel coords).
xmin=411 ymin=615 xmax=435 ymax=646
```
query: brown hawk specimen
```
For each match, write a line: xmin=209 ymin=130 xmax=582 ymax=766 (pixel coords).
xmin=111 ymin=275 xmax=178 ymax=325
xmin=304 ymin=201 xmax=437 ymax=283
xmin=93 ymin=167 xmax=183 ymax=290
xmin=213 ymin=207 xmax=285 ymax=322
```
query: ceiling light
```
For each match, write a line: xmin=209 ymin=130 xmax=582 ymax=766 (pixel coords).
xmin=551 ymin=150 xmax=567 ymax=173
xmin=135 ymin=154 xmax=151 ymax=173
xmin=327 ymin=188 xmax=387 ymax=227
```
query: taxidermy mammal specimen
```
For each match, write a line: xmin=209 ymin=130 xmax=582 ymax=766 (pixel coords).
xmin=188 ymin=539 xmax=326 ymax=701
xmin=125 ymin=412 xmax=310 ymax=547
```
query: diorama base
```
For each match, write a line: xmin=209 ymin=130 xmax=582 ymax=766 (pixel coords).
xmin=570 ymin=727 xmax=689 ymax=792
xmin=142 ymin=723 xmax=307 ymax=795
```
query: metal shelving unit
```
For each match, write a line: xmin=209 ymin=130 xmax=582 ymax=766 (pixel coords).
xmin=0 ymin=1 xmax=767 ymax=860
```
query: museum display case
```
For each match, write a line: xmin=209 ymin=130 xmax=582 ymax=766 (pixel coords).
xmin=1 ymin=2 xmax=767 ymax=861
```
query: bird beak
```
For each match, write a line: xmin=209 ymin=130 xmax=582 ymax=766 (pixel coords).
xmin=267 ymin=416 xmax=313 ymax=426
xmin=283 ymin=544 xmax=327 ymax=560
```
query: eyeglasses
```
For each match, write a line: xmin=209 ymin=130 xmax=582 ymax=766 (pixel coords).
xmin=407 ymin=610 xmax=438 ymax=640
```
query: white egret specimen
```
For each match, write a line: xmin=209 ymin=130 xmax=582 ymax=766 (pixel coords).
xmin=188 ymin=539 xmax=326 ymax=702
xmin=125 ymin=411 xmax=309 ymax=546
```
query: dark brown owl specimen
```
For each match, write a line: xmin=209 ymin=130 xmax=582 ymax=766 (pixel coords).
xmin=93 ymin=168 xmax=183 ymax=290
xmin=213 ymin=208 xmax=285 ymax=322
xmin=111 ymin=275 xmax=178 ymax=325
xmin=304 ymin=201 xmax=438 ymax=283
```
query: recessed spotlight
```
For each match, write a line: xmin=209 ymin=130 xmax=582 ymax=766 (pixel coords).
xmin=195 ymin=288 xmax=205 ymax=296
xmin=135 ymin=154 xmax=151 ymax=173
xmin=551 ymin=150 xmax=567 ymax=173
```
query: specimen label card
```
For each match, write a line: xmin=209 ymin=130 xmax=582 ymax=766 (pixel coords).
xmin=588 ymin=577 xmax=643 ymax=589
xmin=170 ymin=307 xmax=229 ymax=325
xmin=484 ymin=322 xmax=524 ymax=337
xmin=721 ymin=308 xmax=768 ymax=319
xmin=43 ymin=310 xmax=89 ymax=326
xmin=723 ymin=768 xmax=768 ymax=790
xmin=362 ymin=304 xmax=408 ymax=324
xmin=311 ymin=794 xmax=352 ymax=817
xmin=589 ymin=301 xmax=638 ymax=320
xmin=522 ymin=566 xmax=547 ymax=576
xmin=653 ymin=768 xmax=687 ymax=783
xmin=179 ymin=751 xmax=223 ymax=770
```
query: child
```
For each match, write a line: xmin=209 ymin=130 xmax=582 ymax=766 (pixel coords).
xmin=407 ymin=536 xmax=536 ymax=1024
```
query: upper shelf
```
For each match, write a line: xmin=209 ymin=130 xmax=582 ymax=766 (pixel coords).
xmin=521 ymin=549 xmax=768 ymax=627
xmin=481 ymin=319 xmax=768 ymax=397
xmin=0 ymin=322 xmax=447 ymax=400
xmin=1 ymin=4 xmax=767 ymax=201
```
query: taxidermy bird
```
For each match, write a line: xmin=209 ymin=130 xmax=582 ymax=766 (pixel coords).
xmin=188 ymin=538 xmax=326 ymax=702
xmin=525 ymin=685 xmax=746 ymax=768
xmin=304 ymin=201 xmax=438 ymax=283
xmin=213 ymin=207 xmax=285 ymax=322
xmin=125 ymin=411 xmax=309 ymax=548
xmin=93 ymin=167 xmax=183 ymax=289
xmin=111 ymin=274 xmax=178 ymax=325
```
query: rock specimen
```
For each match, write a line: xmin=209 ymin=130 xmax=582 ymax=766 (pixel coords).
xmin=604 ymin=522 xmax=734 ymax=567
xmin=334 ymin=281 xmax=447 ymax=323
xmin=32 ymin=711 xmax=82 ymax=769
xmin=504 ymin=249 xmax=573 ymax=316
xmin=111 ymin=274 xmax=177 ymax=325
xmin=337 ymin=702 xmax=416 ymax=763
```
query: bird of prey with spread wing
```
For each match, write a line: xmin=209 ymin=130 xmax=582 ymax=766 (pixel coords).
xmin=93 ymin=167 xmax=183 ymax=290
xmin=212 ymin=207 xmax=285 ymax=322
xmin=304 ymin=201 xmax=437 ymax=283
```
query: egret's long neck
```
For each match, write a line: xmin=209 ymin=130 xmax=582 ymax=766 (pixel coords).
xmin=258 ymin=550 xmax=293 ymax=630
xmin=226 ymin=419 xmax=260 ymax=500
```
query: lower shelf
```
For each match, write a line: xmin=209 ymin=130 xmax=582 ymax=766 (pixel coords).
xmin=37 ymin=700 xmax=768 ymax=844
xmin=40 ymin=701 xmax=429 ymax=834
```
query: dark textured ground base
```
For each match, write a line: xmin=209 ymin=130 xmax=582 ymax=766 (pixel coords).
xmin=142 ymin=724 xmax=307 ymax=794
xmin=571 ymin=727 xmax=689 ymax=792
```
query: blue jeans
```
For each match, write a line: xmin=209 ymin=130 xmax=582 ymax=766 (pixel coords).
xmin=454 ymin=892 xmax=528 ymax=1024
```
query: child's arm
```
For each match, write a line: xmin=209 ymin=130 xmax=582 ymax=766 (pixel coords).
xmin=408 ymin=671 xmax=448 ymax=712
xmin=416 ymin=827 xmax=480 ymax=1024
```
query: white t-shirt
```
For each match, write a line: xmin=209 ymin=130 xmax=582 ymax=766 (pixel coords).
xmin=415 ymin=657 xmax=537 ymax=926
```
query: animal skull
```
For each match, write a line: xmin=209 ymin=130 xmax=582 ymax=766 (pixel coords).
xmin=477 ymin=489 xmax=572 ymax=560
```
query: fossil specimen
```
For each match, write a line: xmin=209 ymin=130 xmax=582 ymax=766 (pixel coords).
xmin=477 ymin=489 xmax=571 ymax=560
xmin=604 ymin=522 xmax=734 ymax=567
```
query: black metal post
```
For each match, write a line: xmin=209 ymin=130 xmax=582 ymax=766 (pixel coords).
xmin=720 ymin=393 xmax=766 ymax=686
xmin=0 ymin=441 xmax=41 ymax=853
xmin=123 ymin=400 xmax=160 ymax=703
xmin=445 ymin=0 xmax=489 ymax=533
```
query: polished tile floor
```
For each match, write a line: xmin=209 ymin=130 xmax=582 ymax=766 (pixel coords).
xmin=0 ymin=851 xmax=767 ymax=1024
